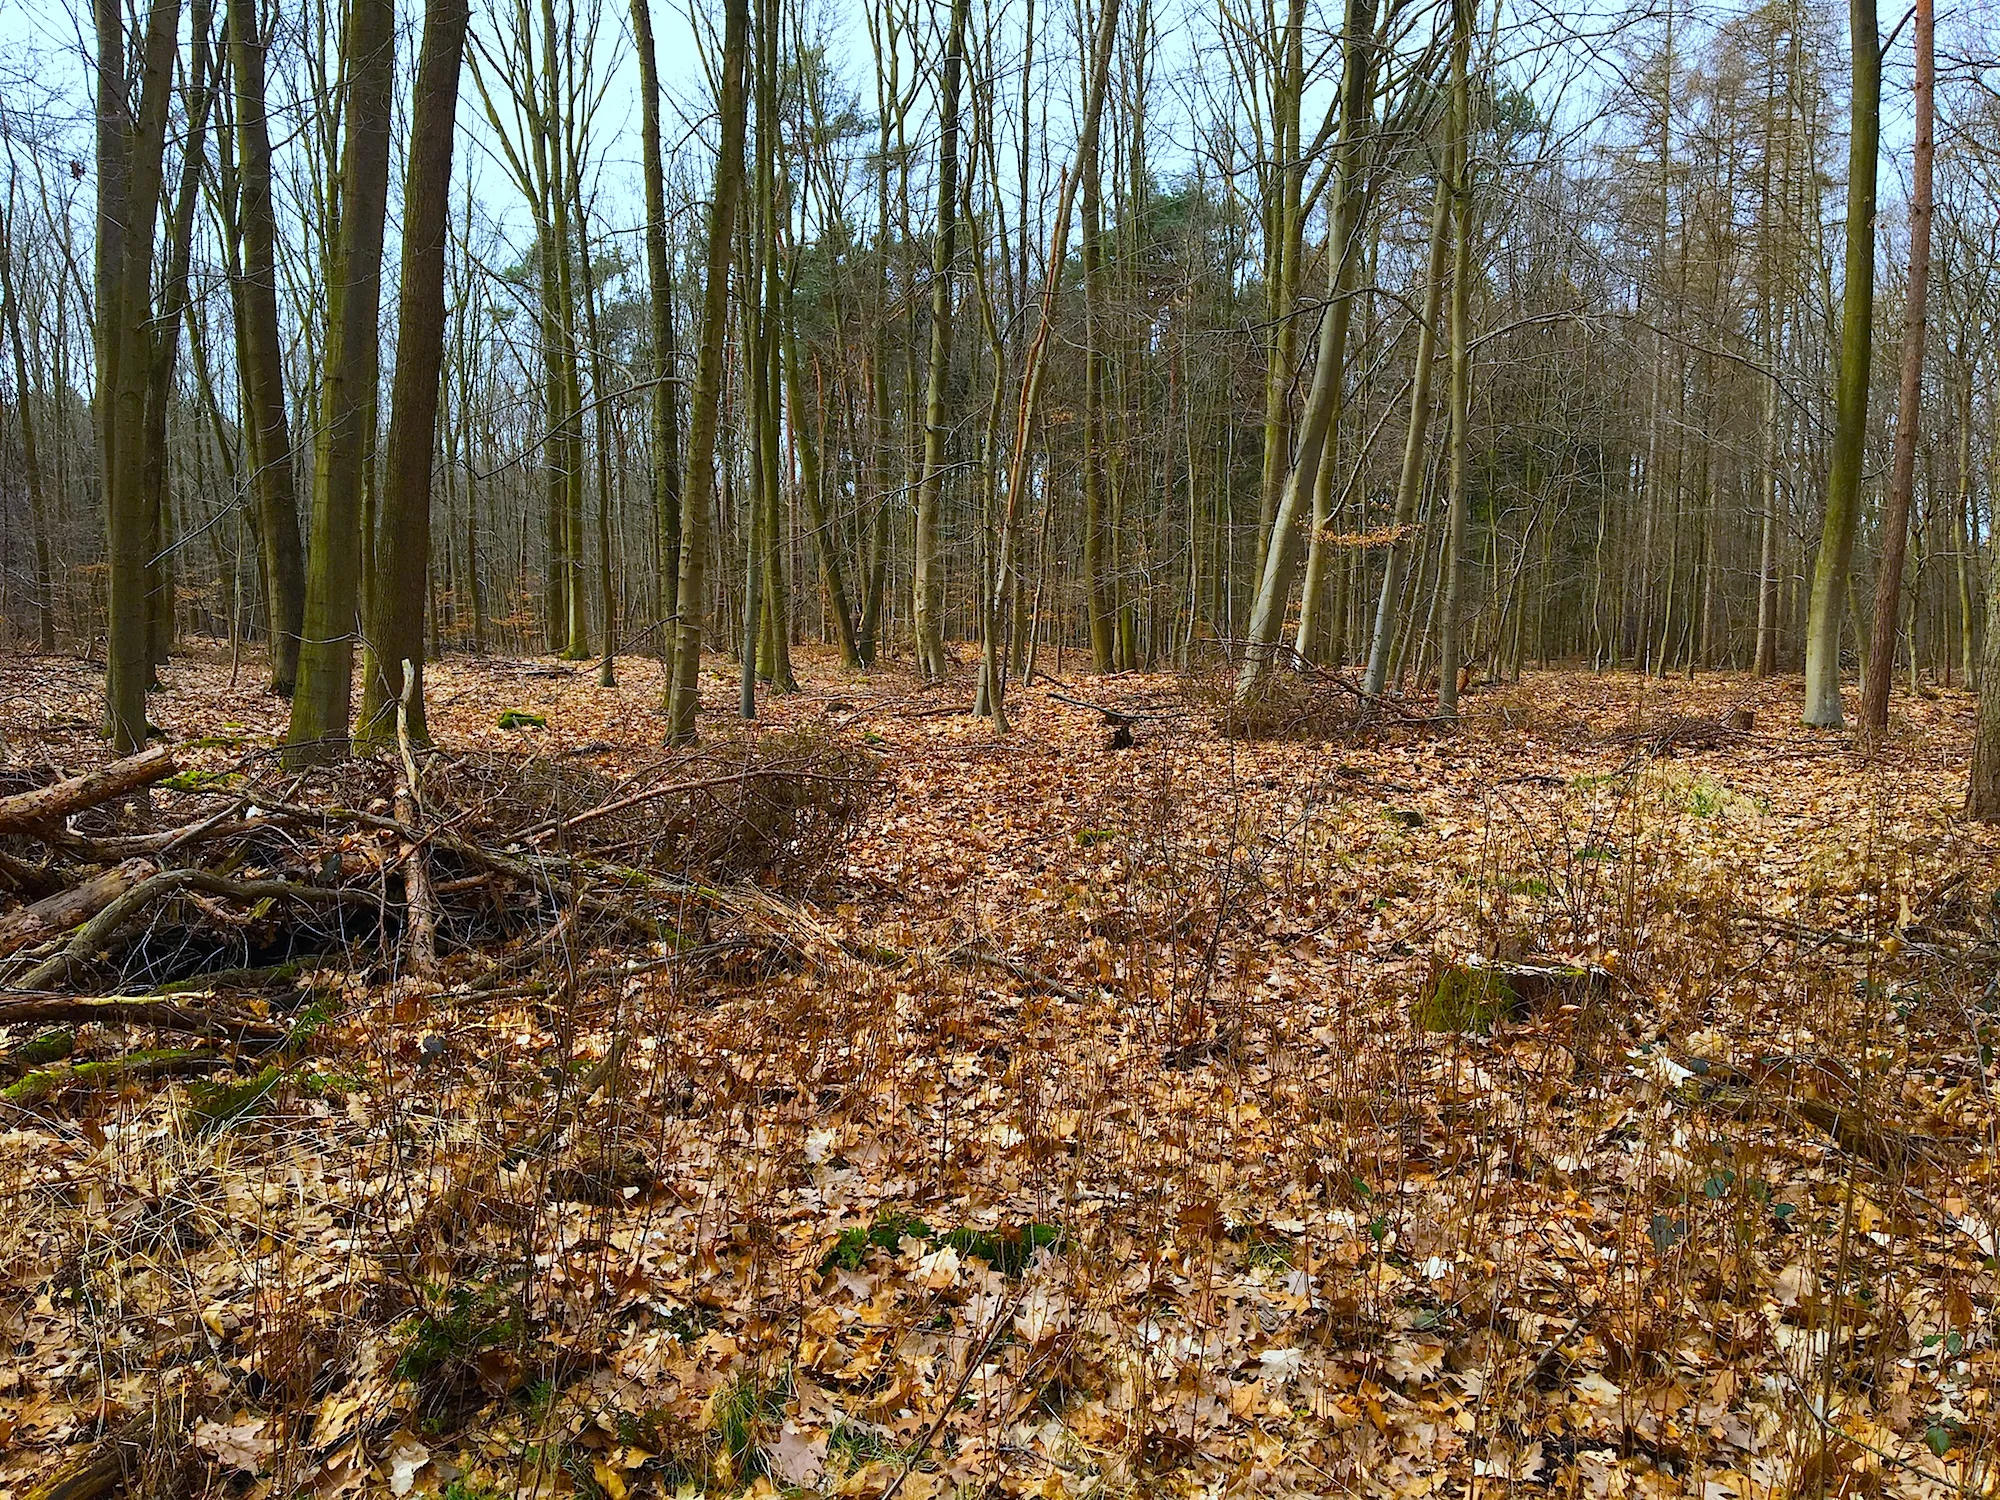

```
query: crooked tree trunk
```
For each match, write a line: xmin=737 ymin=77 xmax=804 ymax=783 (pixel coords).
xmin=1362 ymin=174 xmax=1449 ymax=699
xmin=1801 ymin=0 xmax=1879 ymax=728
xmin=355 ymin=0 xmax=469 ymax=751
xmin=1234 ymin=0 xmax=1377 ymax=702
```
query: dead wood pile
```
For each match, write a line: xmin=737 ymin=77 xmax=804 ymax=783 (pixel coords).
xmin=0 ymin=727 xmax=879 ymax=1109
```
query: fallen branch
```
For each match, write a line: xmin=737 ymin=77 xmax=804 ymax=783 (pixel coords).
xmin=0 ymin=746 xmax=177 ymax=836
xmin=397 ymin=660 xmax=439 ymax=977
xmin=3 ymin=1048 xmax=225 ymax=1106
xmin=0 ymin=858 xmax=155 ymax=959
xmin=14 ymin=870 xmax=378 ymax=990
xmin=0 ymin=993 xmax=286 ymax=1040
xmin=20 ymin=1402 xmax=183 ymax=1500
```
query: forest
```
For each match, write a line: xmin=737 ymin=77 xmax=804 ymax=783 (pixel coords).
xmin=0 ymin=0 xmax=1997 ymax=1488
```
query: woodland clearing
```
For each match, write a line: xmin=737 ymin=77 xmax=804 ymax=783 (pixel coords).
xmin=0 ymin=648 xmax=1994 ymax=1499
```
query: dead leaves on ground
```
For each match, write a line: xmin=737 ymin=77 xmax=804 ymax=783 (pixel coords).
xmin=0 ymin=650 xmax=1994 ymax=1498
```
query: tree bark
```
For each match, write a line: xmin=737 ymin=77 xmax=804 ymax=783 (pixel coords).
xmin=1859 ymin=0 xmax=1929 ymax=742
xmin=1234 ymin=0 xmax=1377 ymax=701
xmin=356 ymin=0 xmax=470 ymax=751
xmin=1363 ymin=175 xmax=1450 ymax=698
xmin=629 ymin=0 xmax=684 ymax=667
xmin=0 ymin=191 xmax=57 ymax=652
xmin=0 ymin=746 xmax=176 ymax=835
xmin=285 ymin=0 xmax=396 ymax=764
xmin=1435 ymin=0 xmax=1474 ymax=721
xmin=98 ymin=0 xmax=184 ymax=753
xmin=664 ymin=0 xmax=748 ymax=742
xmin=1801 ymin=0 xmax=1879 ymax=728
xmin=225 ymin=0 xmax=306 ymax=695
xmin=912 ymin=0 xmax=971 ymax=682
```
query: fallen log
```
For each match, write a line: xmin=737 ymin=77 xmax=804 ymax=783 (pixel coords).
xmin=0 ymin=1027 xmax=74 ymax=1079
xmin=15 ymin=870 xmax=379 ymax=990
xmin=20 ymin=1400 xmax=184 ymax=1500
xmin=0 ymin=858 xmax=154 ymax=958
xmin=3 ymin=1048 xmax=224 ymax=1105
xmin=0 ymin=746 xmax=176 ymax=836
xmin=0 ymin=993 xmax=286 ymax=1039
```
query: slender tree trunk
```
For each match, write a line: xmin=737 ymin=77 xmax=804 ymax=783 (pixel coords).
xmin=1859 ymin=0 xmax=1929 ymax=742
xmin=99 ymin=0 xmax=183 ymax=752
xmin=285 ymin=0 xmax=395 ymax=764
xmin=1363 ymin=174 xmax=1450 ymax=697
xmin=785 ymin=319 xmax=862 ymax=665
xmin=977 ymin=0 xmax=1120 ymax=726
xmin=225 ymin=0 xmax=305 ymax=694
xmin=141 ymin=0 xmax=217 ymax=676
xmin=1435 ymin=0 xmax=1474 ymax=720
xmin=629 ymin=0 xmax=683 ymax=667
xmin=1801 ymin=0 xmax=1879 ymax=728
xmin=355 ymin=0 xmax=468 ymax=750
xmin=664 ymin=0 xmax=747 ymax=741
xmin=912 ymin=0 xmax=970 ymax=682
xmin=1235 ymin=0 xmax=1378 ymax=700
xmin=0 ymin=192 xmax=55 ymax=651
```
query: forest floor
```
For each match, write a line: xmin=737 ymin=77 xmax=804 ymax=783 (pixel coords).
xmin=0 ymin=646 xmax=1995 ymax=1499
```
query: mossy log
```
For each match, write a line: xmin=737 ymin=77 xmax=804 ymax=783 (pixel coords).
xmin=0 ymin=858 xmax=154 ymax=958
xmin=3 ymin=1048 xmax=225 ymax=1106
xmin=0 ymin=994 xmax=286 ymax=1039
xmin=0 ymin=1027 xmax=75 ymax=1080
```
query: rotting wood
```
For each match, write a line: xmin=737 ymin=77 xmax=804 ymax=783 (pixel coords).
xmin=0 ymin=747 xmax=177 ymax=835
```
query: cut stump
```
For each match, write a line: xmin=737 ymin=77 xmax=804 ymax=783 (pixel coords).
xmin=1415 ymin=955 xmax=1612 ymax=1034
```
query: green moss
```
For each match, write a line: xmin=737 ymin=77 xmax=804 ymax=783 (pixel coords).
xmin=819 ymin=1210 xmax=934 ymax=1274
xmin=497 ymin=709 xmax=548 ymax=730
xmin=1414 ymin=958 xmax=1607 ymax=1034
xmin=186 ymin=1064 xmax=288 ymax=1132
xmin=2 ymin=1048 xmax=219 ymax=1105
xmin=1413 ymin=963 xmax=1521 ymax=1034
xmin=3 ymin=1029 xmax=75 ymax=1076
xmin=396 ymin=1280 xmax=523 ymax=1385
xmin=939 ymin=1222 xmax=1065 ymax=1276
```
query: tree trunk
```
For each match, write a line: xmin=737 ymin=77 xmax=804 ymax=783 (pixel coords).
xmin=629 ymin=0 xmax=684 ymax=668
xmin=224 ymin=0 xmax=306 ymax=695
xmin=0 ymin=190 xmax=56 ymax=651
xmin=1435 ymin=0 xmax=1474 ymax=721
xmin=285 ymin=0 xmax=396 ymax=764
xmin=912 ymin=0 xmax=970 ymax=682
xmin=1363 ymin=175 xmax=1450 ymax=697
xmin=355 ymin=0 xmax=468 ymax=751
xmin=1234 ymin=0 xmax=1378 ymax=701
xmin=98 ymin=0 xmax=184 ymax=753
xmin=664 ymin=0 xmax=748 ymax=742
xmin=1858 ymin=0 xmax=1929 ymax=743
xmin=1801 ymin=0 xmax=1879 ymax=728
